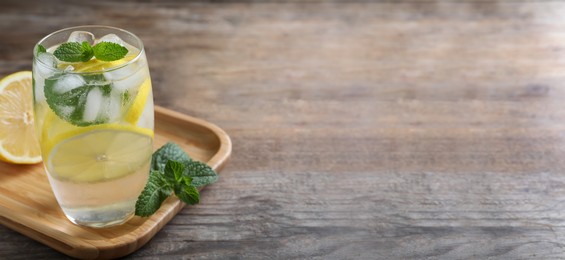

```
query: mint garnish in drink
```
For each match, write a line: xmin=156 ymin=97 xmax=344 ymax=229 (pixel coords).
xmin=36 ymin=44 xmax=47 ymax=55
xmin=135 ymin=142 xmax=219 ymax=217
xmin=92 ymin=42 xmax=129 ymax=61
xmin=52 ymin=41 xmax=128 ymax=62
xmin=53 ymin=42 xmax=92 ymax=62
xmin=38 ymin=38 xmax=132 ymax=126
xmin=81 ymin=41 xmax=94 ymax=61
xmin=44 ymin=73 xmax=114 ymax=126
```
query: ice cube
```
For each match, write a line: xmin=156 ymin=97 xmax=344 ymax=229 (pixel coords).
xmin=96 ymin=34 xmax=125 ymax=46
xmin=96 ymin=33 xmax=139 ymax=54
xmin=105 ymin=92 xmax=122 ymax=122
xmin=64 ymin=65 xmax=75 ymax=72
xmin=33 ymin=72 xmax=45 ymax=102
xmin=53 ymin=74 xmax=85 ymax=94
xmin=136 ymin=91 xmax=154 ymax=129
xmin=67 ymin=31 xmax=95 ymax=45
xmin=106 ymin=66 xmax=147 ymax=92
xmin=35 ymin=52 xmax=58 ymax=78
xmin=37 ymin=52 xmax=57 ymax=67
xmin=83 ymin=87 xmax=103 ymax=122
xmin=102 ymin=63 xmax=137 ymax=81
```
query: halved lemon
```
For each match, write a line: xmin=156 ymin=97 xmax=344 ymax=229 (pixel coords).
xmin=0 ymin=71 xmax=42 ymax=164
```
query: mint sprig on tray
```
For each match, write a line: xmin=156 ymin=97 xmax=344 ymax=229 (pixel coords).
xmin=135 ymin=142 xmax=219 ymax=217
xmin=52 ymin=41 xmax=128 ymax=62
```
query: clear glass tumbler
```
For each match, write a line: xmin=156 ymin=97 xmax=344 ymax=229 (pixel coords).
xmin=32 ymin=26 xmax=154 ymax=228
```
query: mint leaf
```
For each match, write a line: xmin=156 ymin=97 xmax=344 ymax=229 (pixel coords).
xmin=32 ymin=77 xmax=36 ymax=101
xmin=93 ymin=42 xmax=128 ymax=61
xmin=36 ymin=44 xmax=46 ymax=55
xmin=176 ymin=185 xmax=199 ymax=205
xmin=136 ymin=142 xmax=219 ymax=217
xmin=183 ymin=161 xmax=218 ymax=187
xmin=53 ymin=42 xmax=85 ymax=62
xmin=151 ymin=142 xmax=192 ymax=172
xmin=182 ymin=176 xmax=193 ymax=186
xmin=52 ymin=41 xmax=127 ymax=62
xmin=164 ymin=160 xmax=185 ymax=185
xmin=135 ymin=171 xmax=173 ymax=217
xmin=44 ymin=74 xmax=112 ymax=126
xmin=81 ymin=41 xmax=94 ymax=62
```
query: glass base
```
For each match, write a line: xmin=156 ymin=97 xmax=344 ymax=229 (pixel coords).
xmin=62 ymin=202 xmax=135 ymax=228
xmin=67 ymin=214 xmax=133 ymax=228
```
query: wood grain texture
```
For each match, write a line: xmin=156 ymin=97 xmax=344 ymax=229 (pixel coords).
xmin=2 ymin=0 xmax=565 ymax=259
xmin=0 ymin=106 xmax=231 ymax=259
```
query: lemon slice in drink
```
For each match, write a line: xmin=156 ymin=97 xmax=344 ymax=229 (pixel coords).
xmin=125 ymin=78 xmax=151 ymax=125
xmin=57 ymin=54 xmax=135 ymax=72
xmin=47 ymin=126 xmax=153 ymax=183
xmin=47 ymin=54 xmax=145 ymax=127
xmin=0 ymin=71 xmax=42 ymax=164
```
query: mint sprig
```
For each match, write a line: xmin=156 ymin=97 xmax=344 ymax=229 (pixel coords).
xmin=92 ymin=42 xmax=128 ymax=61
xmin=82 ymin=41 xmax=94 ymax=61
xmin=44 ymin=74 xmax=112 ymax=126
xmin=151 ymin=142 xmax=192 ymax=172
xmin=53 ymin=42 xmax=90 ymax=62
xmin=135 ymin=142 xmax=218 ymax=217
xmin=135 ymin=171 xmax=172 ymax=217
xmin=52 ymin=41 xmax=128 ymax=62
xmin=36 ymin=44 xmax=46 ymax=55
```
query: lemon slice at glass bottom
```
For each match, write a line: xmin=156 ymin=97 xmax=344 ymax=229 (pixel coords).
xmin=47 ymin=127 xmax=153 ymax=183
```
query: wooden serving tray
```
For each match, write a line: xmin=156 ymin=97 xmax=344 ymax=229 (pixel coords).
xmin=0 ymin=106 xmax=232 ymax=259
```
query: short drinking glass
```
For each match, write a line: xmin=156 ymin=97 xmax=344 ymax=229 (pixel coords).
xmin=32 ymin=26 xmax=154 ymax=228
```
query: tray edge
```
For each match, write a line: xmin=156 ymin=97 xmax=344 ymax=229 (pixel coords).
xmin=0 ymin=106 xmax=232 ymax=259
xmin=93 ymin=105 xmax=233 ymax=259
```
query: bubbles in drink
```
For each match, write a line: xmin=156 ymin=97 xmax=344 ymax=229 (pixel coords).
xmin=58 ymin=106 xmax=75 ymax=118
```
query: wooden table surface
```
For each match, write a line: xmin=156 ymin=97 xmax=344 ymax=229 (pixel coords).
xmin=2 ymin=0 xmax=565 ymax=259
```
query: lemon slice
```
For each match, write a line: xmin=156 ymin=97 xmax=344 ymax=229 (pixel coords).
xmin=47 ymin=54 xmax=148 ymax=127
xmin=0 ymin=71 xmax=42 ymax=164
xmin=124 ymin=78 xmax=151 ymax=125
xmin=57 ymin=54 xmax=135 ymax=72
xmin=47 ymin=128 xmax=153 ymax=183
xmin=41 ymin=114 xmax=153 ymax=161
xmin=41 ymin=108 xmax=76 ymax=149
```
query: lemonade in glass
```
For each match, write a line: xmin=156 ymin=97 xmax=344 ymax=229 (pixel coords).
xmin=32 ymin=26 xmax=154 ymax=228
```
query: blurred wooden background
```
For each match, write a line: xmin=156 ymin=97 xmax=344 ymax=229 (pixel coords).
xmin=3 ymin=0 xmax=565 ymax=258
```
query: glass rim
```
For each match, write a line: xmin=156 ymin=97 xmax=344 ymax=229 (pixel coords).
xmin=34 ymin=25 xmax=145 ymax=75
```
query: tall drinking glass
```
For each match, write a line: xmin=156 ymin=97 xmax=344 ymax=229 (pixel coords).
xmin=32 ymin=26 xmax=154 ymax=228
